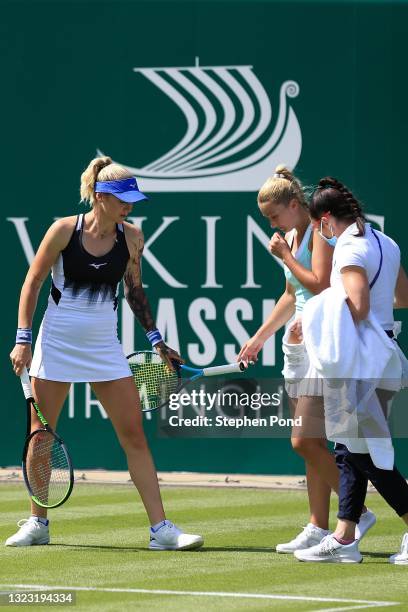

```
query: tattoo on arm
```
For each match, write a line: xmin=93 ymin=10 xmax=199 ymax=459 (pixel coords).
xmin=123 ymin=233 xmax=156 ymax=331
xmin=125 ymin=284 xmax=156 ymax=331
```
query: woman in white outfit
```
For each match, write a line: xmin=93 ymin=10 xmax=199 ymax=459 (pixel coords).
xmin=295 ymin=176 xmax=408 ymax=564
xmin=7 ymin=156 xmax=203 ymax=551
xmin=238 ymin=166 xmax=374 ymax=553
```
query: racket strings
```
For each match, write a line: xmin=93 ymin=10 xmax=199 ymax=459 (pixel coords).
xmin=128 ymin=354 xmax=180 ymax=410
xmin=130 ymin=362 xmax=178 ymax=393
xmin=26 ymin=431 xmax=71 ymax=506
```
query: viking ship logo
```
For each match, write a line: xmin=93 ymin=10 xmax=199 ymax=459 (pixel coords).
xmin=99 ymin=59 xmax=302 ymax=192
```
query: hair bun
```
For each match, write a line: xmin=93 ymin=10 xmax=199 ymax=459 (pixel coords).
xmin=274 ymin=164 xmax=294 ymax=182
xmin=318 ymin=177 xmax=339 ymax=190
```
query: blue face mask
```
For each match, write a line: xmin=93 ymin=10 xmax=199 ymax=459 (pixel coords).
xmin=319 ymin=219 xmax=337 ymax=247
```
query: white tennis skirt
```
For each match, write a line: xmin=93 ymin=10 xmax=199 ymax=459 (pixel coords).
xmin=282 ymin=326 xmax=324 ymax=399
xmin=30 ymin=297 xmax=132 ymax=383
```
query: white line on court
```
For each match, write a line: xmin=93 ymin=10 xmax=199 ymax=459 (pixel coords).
xmin=312 ymin=605 xmax=397 ymax=612
xmin=0 ymin=585 xmax=399 ymax=610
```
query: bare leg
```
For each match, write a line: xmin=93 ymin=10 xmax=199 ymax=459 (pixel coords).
xmin=306 ymin=463 xmax=331 ymax=530
xmin=30 ymin=378 xmax=71 ymax=519
xmin=335 ymin=513 xmax=408 ymax=541
xmin=292 ymin=396 xmax=340 ymax=493
xmin=333 ymin=519 xmax=356 ymax=540
xmin=289 ymin=397 xmax=332 ymax=530
xmin=91 ymin=377 xmax=165 ymax=526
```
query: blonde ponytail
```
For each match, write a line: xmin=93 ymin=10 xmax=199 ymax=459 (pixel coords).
xmin=258 ymin=164 xmax=308 ymax=209
xmin=80 ymin=156 xmax=134 ymax=206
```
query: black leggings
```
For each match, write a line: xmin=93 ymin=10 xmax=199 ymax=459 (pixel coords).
xmin=335 ymin=443 xmax=408 ymax=523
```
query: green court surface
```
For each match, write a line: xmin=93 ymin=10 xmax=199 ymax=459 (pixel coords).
xmin=0 ymin=484 xmax=407 ymax=611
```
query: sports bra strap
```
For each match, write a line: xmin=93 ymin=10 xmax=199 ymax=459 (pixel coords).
xmin=76 ymin=214 xmax=84 ymax=231
xmin=288 ymin=224 xmax=312 ymax=254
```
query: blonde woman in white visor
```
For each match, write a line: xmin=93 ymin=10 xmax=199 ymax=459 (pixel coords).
xmin=8 ymin=156 xmax=203 ymax=552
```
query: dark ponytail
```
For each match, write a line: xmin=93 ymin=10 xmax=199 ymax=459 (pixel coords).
xmin=309 ymin=177 xmax=366 ymax=236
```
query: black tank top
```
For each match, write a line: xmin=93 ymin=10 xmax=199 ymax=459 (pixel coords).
xmin=51 ymin=214 xmax=130 ymax=307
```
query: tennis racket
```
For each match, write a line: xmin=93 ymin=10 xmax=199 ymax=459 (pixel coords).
xmin=127 ymin=351 xmax=249 ymax=412
xmin=20 ymin=368 xmax=74 ymax=508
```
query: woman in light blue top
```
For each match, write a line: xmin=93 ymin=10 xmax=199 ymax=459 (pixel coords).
xmin=238 ymin=165 xmax=374 ymax=553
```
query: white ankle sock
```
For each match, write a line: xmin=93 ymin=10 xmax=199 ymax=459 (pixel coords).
xmin=31 ymin=515 xmax=49 ymax=527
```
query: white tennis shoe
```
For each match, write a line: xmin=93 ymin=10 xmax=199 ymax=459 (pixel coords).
xmin=355 ymin=509 xmax=376 ymax=540
xmin=294 ymin=534 xmax=362 ymax=563
xmin=5 ymin=517 xmax=50 ymax=547
xmin=389 ymin=533 xmax=408 ymax=565
xmin=276 ymin=523 xmax=330 ymax=553
xmin=149 ymin=520 xmax=203 ymax=551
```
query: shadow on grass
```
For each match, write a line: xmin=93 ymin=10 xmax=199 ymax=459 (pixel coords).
xmin=198 ymin=546 xmax=276 ymax=553
xmin=51 ymin=544 xmax=396 ymax=559
xmin=50 ymin=544 xmax=152 ymax=552
xmin=50 ymin=544 xmax=277 ymax=553
xmin=361 ymin=551 xmax=393 ymax=560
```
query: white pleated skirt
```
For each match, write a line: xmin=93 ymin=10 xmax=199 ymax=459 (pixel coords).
xmin=30 ymin=296 xmax=132 ymax=383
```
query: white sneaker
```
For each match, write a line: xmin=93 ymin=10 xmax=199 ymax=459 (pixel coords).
xmin=355 ymin=509 xmax=376 ymax=541
xmin=149 ymin=520 xmax=203 ymax=551
xmin=276 ymin=523 xmax=330 ymax=553
xmin=389 ymin=533 xmax=408 ymax=565
xmin=5 ymin=517 xmax=50 ymax=547
xmin=294 ymin=534 xmax=362 ymax=563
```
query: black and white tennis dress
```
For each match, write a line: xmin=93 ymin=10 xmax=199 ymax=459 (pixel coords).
xmin=30 ymin=214 xmax=132 ymax=382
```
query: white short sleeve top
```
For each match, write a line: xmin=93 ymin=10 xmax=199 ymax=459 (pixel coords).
xmin=330 ymin=222 xmax=400 ymax=330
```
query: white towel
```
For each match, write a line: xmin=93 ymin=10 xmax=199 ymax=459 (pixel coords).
xmin=302 ymin=286 xmax=403 ymax=469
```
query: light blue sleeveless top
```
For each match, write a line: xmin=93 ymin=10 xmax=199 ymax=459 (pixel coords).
xmin=283 ymin=224 xmax=314 ymax=314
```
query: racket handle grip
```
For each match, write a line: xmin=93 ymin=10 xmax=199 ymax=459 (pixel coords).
xmin=20 ymin=367 xmax=33 ymax=399
xmin=202 ymin=362 xmax=245 ymax=377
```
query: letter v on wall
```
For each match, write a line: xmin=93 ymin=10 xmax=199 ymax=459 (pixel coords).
xmin=7 ymin=218 xmax=35 ymax=264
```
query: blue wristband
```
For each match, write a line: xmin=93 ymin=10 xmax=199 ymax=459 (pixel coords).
xmin=146 ymin=329 xmax=163 ymax=347
xmin=16 ymin=328 xmax=32 ymax=344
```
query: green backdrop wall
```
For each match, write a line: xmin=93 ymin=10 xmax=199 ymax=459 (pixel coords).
xmin=1 ymin=0 xmax=407 ymax=474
